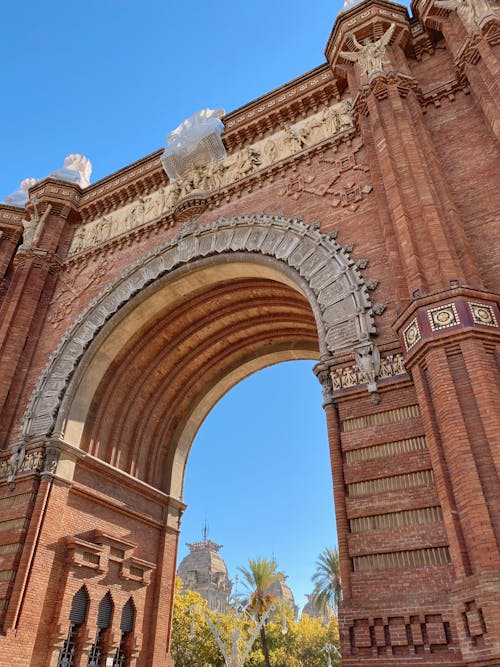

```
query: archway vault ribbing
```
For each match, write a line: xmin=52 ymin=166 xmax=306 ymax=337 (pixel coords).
xmin=21 ymin=213 xmax=376 ymax=492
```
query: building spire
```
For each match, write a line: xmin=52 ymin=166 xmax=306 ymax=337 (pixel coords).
xmin=202 ymin=517 xmax=209 ymax=543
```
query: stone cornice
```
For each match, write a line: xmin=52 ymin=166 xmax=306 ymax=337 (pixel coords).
xmin=0 ymin=206 xmax=24 ymax=234
xmin=222 ymin=64 xmax=339 ymax=151
xmin=79 ymin=151 xmax=167 ymax=220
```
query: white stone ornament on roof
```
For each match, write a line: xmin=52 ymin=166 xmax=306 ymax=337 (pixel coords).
xmin=161 ymin=108 xmax=227 ymax=181
xmin=343 ymin=0 xmax=365 ymax=8
xmin=2 ymin=154 xmax=92 ymax=206
xmin=3 ymin=177 xmax=39 ymax=207
xmin=48 ymin=153 xmax=92 ymax=188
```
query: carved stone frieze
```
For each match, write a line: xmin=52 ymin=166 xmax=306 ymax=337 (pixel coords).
xmin=331 ymin=352 xmax=407 ymax=392
xmin=23 ymin=213 xmax=377 ymax=440
xmin=68 ymin=101 xmax=354 ymax=256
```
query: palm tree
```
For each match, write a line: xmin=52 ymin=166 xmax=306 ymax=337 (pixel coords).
xmin=311 ymin=547 xmax=342 ymax=613
xmin=237 ymin=558 xmax=284 ymax=667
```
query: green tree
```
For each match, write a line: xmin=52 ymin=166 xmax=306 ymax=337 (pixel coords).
xmin=237 ymin=558 xmax=284 ymax=667
xmin=311 ymin=547 xmax=342 ymax=613
xmin=170 ymin=577 xmax=224 ymax=667
xmin=245 ymin=607 xmax=340 ymax=667
xmin=294 ymin=614 xmax=340 ymax=667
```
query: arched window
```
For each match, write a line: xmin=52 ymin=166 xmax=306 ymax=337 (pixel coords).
xmin=87 ymin=591 xmax=113 ymax=666
xmin=57 ymin=586 xmax=90 ymax=667
xmin=112 ymin=598 xmax=136 ymax=666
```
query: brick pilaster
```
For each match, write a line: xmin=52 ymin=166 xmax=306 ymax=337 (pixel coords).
xmin=0 ymin=184 xmax=80 ymax=447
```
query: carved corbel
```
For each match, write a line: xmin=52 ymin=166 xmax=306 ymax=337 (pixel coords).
xmin=42 ymin=445 xmax=61 ymax=475
xmin=6 ymin=441 xmax=25 ymax=489
xmin=354 ymin=343 xmax=381 ymax=402
xmin=313 ymin=362 xmax=335 ymax=406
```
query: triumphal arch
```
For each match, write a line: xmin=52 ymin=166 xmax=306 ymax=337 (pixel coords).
xmin=0 ymin=0 xmax=499 ymax=664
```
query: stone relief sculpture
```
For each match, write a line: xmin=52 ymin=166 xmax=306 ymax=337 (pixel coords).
xmin=69 ymin=101 xmax=354 ymax=255
xmin=434 ymin=0 xmax=497 ymax=25
xmin=340 ymin=24 xmax=396 ymax=77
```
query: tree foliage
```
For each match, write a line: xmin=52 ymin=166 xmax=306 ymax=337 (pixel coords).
xmin=311 ymin=547 xmax=342 ymax=613
xmin=237 ymin=558 xmax=285 ymax=667
xmin=171 ymin=577 xmax=341 ymax=667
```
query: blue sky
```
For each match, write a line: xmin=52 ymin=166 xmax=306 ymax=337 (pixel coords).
xmin=180 ymin=361 xmax=334 ymax=610
xmin=2 ymin=0 xmax=409 ymax=609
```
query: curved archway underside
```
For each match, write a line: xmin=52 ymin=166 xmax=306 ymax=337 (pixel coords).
xmin=22 ymin=213 xmax=376 ymax=494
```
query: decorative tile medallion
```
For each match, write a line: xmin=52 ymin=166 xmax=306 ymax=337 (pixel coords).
xmin=468 ymin=302 xmax=498 ymax=327
xmin=403 ymin=318 xmax=421 ymax=351
xmin=427 ymin=303 xmax=460 ymax=332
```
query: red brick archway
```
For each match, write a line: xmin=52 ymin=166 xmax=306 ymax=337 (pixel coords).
xmin=0 ymin=1 xmax=499 ymax=665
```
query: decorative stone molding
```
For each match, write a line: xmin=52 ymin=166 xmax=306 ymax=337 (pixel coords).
xmin=330 ymin=352 xmax=407 ymax=392
xmin=69 ymin=101 xmax=354 ymax=256
xmin=346 ymin=611 xmax=455 ymax=658
xmin=399 ymin=295 xmax=500 ymax=356
xmin=22 ymin=213 xmax=376 ymax=441
xmin=0 ymin=445 xmax=44 ymax=480
xmin=64 ymin=530 xmax=155 ymax=585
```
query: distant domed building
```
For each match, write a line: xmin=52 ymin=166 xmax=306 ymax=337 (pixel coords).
xmin=268 ymin=578 xmax=299 ymax=619
xmin=177 ymin=537 xmax=232 ymax=612
xmin=302 ymin=594 xmax=336 ymax=623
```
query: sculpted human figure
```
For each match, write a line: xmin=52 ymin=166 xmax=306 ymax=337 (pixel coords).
xmin=71 ymin=226 xmax=87 ymax=253
xmin=164 ymin=180 xmax=183 ymax=208
xmin=340 ymin=23 xmax=396 ymax=77
xmin=306 ymin=114 xmax=325 ymax=144
xmin=21 ymin=216 xmax=38 ymax=249
xmin=297 ymin=123 xmax=311 ymax=147
xmin=263 ymin=139 xmax=277 ymax=165
xmin=338 ymin=100 xmax=354 ymax=131
xmin=322 ymin=105 xmax=342 ymax=137
xmin=206 ymin=160 xmax=226 ymax=189
xmin=434 ymin=0 xmax=496 ymax=25
xmin=282 ymin=125 xmax=306 ymax=154
xmin=142 ymin=193 xmax=157 ymax=220
xmin=237 ymin=147 xmax=261 ymax=177
xmin=180 ymin=164 xmax=205 ymax=196
xmin=225 ymin=147 xmax=261 ymax=182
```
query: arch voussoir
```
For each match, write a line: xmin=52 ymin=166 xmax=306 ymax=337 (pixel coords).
xmin=22 ymin=213 xmax=376 ymax=442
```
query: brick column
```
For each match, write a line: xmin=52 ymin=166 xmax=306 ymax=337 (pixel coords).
xmin=416 ymin=0 xmax=500 ymax=143
xmin=315 ymin=363 xmax=352 ymax=600
xmin=148 ymin=505 xmax=182 ymax=667
xmin=0 ymin=183 xmax=80 ymax=448
xmin=398 ymin=289 xmax=500 ymax=665
xmin=327 ymin=5 xmax=482 ymax=298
